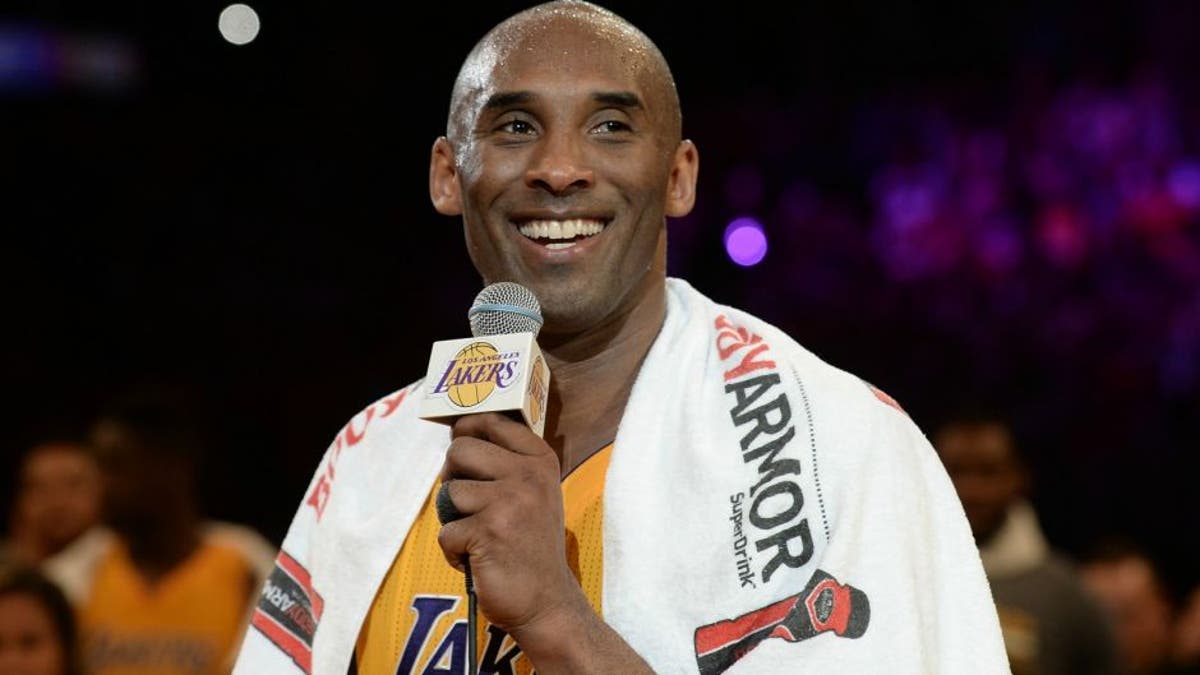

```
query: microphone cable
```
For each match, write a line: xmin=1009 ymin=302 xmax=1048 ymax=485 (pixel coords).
xmin=436 ymin=480 xmax=478 ymax=675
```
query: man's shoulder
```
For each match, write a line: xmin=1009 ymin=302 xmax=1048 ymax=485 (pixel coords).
xmin=669 ymin=277 xmax=912 ymax=419
xmin=40 ymin=526 xmax=117 ymax=605
xmin=346 ymin=379 xmax=426 ymax=425
xmin=202 ymin=520 xmax=278 ymax=581
xmin=995 ymin=551 xmax=1110 ymax=615
xmin=321 ymin=379 xmax=434 ymax=449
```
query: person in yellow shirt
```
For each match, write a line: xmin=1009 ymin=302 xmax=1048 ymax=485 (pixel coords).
xmin=66 ymin=386 xmax=274 ymax=675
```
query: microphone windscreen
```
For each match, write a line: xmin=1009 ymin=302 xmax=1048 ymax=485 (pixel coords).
xmin=469 ymin=282 xmax=543 ymax=337
xmin=435 ymin=482 xmax=462 ymax=525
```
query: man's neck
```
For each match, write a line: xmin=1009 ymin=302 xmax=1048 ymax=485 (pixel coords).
xmin=540 ymin=276 xmax=667 ymax=476
xmin=121 ymin=511 xmax=202 ymax=586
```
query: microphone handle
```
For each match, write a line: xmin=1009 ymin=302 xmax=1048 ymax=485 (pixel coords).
xmin=437 ymin=481 xmax=478 ymax=675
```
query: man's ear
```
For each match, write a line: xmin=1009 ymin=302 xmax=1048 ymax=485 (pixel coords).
xmin=430 ymin=137 xmax=462 ymax=216
xmin=665 ymin=140 xmax=699 ymax=218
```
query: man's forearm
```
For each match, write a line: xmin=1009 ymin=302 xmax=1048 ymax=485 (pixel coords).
xmin=510 ymin=601 xmax=655 ymax=675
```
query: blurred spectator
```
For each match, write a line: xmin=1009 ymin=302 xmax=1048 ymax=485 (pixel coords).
xmin=1175 ymin=585 xmax=1200 ymax=670
xmin=933 ymin=411 xmax=1119 ymax=675
xmin=1079 ymin=539 xmax=1200 ymax=675
xmin=0 ymin=562 xmax=79 ymax=675
xmin=3 ymin=440 xmax=101 ymax=567
xmin=43 ymin=384 xmax=276 ymax=675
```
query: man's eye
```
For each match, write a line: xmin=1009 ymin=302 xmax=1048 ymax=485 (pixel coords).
xmin=592 ymin=120 xmax=631 ymax=134
xmin=499 ymin=119 xmax=535 ymax=134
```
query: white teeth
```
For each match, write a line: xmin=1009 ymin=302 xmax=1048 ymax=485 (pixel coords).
xmin=546 ymin=242 xmax=576 ymax=250
xmin=518 ymin=219 xmax=605 ymax=241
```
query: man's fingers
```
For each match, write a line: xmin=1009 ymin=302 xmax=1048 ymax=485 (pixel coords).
xmin=440 ymin=435 xmax=514 ymax=482
xmin=435 ymin=478 xmax=493 ymax=522
xmin=436 ymin=518 xmax=469 ymax=573
xmin=435 ymin=480 xmax=500 ymax=572
xmin=451 ymin=412 xmax=553 ymax=458
xmin=435 ymin=481 xmax=463 ymax=524
xmin=434 ymin=481 xmax=477 ymax=573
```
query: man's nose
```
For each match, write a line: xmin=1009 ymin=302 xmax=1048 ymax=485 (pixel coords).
xmin=524 ymin=131 xmax=595 ymax=195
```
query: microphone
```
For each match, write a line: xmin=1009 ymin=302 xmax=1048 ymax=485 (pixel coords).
xmin=418 ymin=281 xmax=551 ymax=436
xmin=423 ymin=281 xmax=552 ymax=675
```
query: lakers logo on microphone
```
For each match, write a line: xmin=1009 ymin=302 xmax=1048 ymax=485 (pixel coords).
xmin=432 ymin=341 xmax=522 ymax=408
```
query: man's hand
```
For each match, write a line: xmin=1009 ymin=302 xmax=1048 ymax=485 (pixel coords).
xmin=436 ymin=412 xmax=587 ymax=635
xmin=435 ymin=414 xmax=654 ymax=674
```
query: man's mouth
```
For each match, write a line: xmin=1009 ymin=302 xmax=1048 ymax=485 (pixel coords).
xmin=516 ymin=218 xmax=606 ymax=250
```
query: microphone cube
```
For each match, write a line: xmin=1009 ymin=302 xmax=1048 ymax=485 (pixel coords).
xmin=418 ymin=331 xmax=550 ymax=437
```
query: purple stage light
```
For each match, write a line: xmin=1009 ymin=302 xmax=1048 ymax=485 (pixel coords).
xmin=1036 ymin=204 xmax=1088 ymax=268
xmin=1168 ymin=160 xmax=1200 ymax=210
xmin=724 ymin=217 xmax=768 ymax=267
xmin=0 ymin=25 xmax=138 ymax=92
xmin=976 ymin=221 xmax=1023 ymax=275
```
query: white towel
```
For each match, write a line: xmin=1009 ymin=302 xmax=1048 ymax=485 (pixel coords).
xmin=234 ymin=277 xmax=1010 ymax=674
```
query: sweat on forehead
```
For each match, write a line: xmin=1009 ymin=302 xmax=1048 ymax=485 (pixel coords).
xmin=446 ymin=0 xmax=680 ymax=142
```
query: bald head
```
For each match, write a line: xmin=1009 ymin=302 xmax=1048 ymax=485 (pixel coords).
xmin=428 ymin=0 xmax=699 ymax=334
xmin=446 ymin=1 xmax=682 ymax=150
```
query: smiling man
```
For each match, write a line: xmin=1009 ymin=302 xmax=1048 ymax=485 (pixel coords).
xmin=233 ymin=2 xmax=1010 ymax=674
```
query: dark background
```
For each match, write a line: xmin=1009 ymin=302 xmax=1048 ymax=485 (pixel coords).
xmin=4 ymin=1 xmax=1198 ymax=597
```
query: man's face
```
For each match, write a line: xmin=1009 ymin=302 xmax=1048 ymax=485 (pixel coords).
xmin=15 ymin=444 xmax=101 ymax=552
xmin=88 ymin=420 xmax=186 ymax=535
xmin=433 ymin=17 xmax=695 ymax=336
xmin=934 ymin=422 xmax=1025 ymax=541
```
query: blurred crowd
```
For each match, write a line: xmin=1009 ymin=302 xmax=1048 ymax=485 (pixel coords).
xmin=1 ymin=385 xmax=276 ymax=675
xmin=932 ymin=408 xmax=1200 ymax=675
xmin=857 ymin=69 xmax=1200 ymax=411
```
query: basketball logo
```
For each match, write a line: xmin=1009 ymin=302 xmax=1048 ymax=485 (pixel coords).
xmin=528 ymin=355 xmax=546 ymax=425
xmin=447 ymin=342 xmax=500 ymax=407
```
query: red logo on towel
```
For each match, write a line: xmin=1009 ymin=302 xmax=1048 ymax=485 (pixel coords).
xmin=307 ymin=387 xmax=410 ymax=521
xmin=714 ymin=315 xmax=777 ymax=381
xmin=693 ymin=569 xmax=870 ymax=675
xmin=252 ymin=550 xmax=324 ymax=674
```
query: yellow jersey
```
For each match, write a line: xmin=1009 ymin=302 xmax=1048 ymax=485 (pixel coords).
xmin=355 ymin=444 xmax=612 ymax=674
xmin=78 ymin=536 xmax=258 ymax=675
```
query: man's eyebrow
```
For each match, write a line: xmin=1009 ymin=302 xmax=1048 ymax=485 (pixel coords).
xmin=593 ymin=91 xmax=643 ymax=109
xmin=483 ymin=91 xmax=534 ymax=111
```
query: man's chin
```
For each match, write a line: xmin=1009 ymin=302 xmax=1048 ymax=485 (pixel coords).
xmin=527 ymin=286 xmax=603 ymax=330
